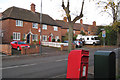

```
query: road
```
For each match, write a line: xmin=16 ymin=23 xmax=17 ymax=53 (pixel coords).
xmin=2 ymin=46 xmax=119 ymax=78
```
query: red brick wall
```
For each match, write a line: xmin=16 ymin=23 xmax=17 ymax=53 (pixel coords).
xmin=0 ymin=44 xmax=12 ymax=55
xmin=61 ymin=29 xmax=67 ymax=37
xmin=21 ymin=46 xmax=39 ymax=54
xmin=2 ymin=19 xmax=62 ymax=43
xmin=42 ymin=25 xmax=61 ymax=41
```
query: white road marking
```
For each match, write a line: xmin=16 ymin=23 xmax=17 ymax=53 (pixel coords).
xmin=56 ymin=59 xmax=68 ymax=62
xmin=51 ymin=74 xmax=66 ymax=78
xmin=2 ymin=58 xmax=68 ymax=70
xmin=1 ymin=63 xmax=37 ymax=70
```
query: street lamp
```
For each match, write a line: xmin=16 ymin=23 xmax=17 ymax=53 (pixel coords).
xmin=39 ymin=0 xmax=42 ymax=55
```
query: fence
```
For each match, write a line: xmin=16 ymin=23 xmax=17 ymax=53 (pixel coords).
xmin=42 ymin=42 xmax=68 ymax=48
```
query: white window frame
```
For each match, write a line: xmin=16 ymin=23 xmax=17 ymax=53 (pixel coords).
xmin=53 ymin=26 xmax=58 ymax=31
xmin=42 ymin=25 xmax=47 ymax=30
xmin=16 ymin=20 xmax=23 ymax=27
xmin=42 ymin=35 xmax=47 ymax=41
xmin=23 ymin=34 xmax=26 ymax=39
xmin=32 ymin=34 xmax=38 ymax=41
xmin=88 ymin=31 xmax=90 ymax=34
xmin=32 ymin=23 xmax=38 ymax=29
xmin=13 ymin=32 xmax=21 ymax=40
xmin=73 ymin=30 xmax=75 ymax=34
xmin=67 ymin=29 xmax=69 ymax=32
xmin=55 ymin=36 xmax=59 ymax=41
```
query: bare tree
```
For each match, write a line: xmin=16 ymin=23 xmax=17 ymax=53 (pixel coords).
xmin=62 ymin=0 xmax=85 ymax=52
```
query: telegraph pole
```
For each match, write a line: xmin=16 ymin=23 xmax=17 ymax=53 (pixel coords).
xmin=39 ymin=0 xmax=42 ymax=55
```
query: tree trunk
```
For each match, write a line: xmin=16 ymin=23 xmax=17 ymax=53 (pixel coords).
xmin=68 ymin=23 xmax=73 ymax=53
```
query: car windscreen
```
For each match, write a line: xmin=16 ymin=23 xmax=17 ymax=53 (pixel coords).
xmin=94 ymin=37 xmax=99 ymax=40
xmin=18 ymin=42 xmax=26 ymax=44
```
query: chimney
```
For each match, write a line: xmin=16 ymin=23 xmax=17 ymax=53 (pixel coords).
xmin=80 ymin=19 xmax=83 ymax=24
xmin=63 ymin=17 xmax=67 ymax=22
xmin=93 ymin=21 xmax=96 ymax=26
xmin=31 ymin=3 xmax=36 ymax=12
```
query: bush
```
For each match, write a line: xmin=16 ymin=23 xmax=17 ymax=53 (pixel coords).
xmin=57 ymin=39 xmax=60 ymax=42
xmin=52 ymin=39 xmax=55 ymax=42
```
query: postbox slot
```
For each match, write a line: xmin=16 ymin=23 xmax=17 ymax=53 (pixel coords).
xmin=82 ymin=51 xmax=89 ymax=54
xmin=81 ymin=62 xmax=88 ymax=64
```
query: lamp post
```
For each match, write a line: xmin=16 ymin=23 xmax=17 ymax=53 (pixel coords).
xmin=39 ymin=0 xmax=42 ymax=55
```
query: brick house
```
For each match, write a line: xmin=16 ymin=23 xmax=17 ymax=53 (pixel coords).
xmin=1 ymin=3 xmax=61 ymax=44
xmin=56 ymin=17 xmax=98 ymax=41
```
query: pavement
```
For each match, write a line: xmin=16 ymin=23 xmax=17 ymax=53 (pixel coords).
xmin=2 ymin=45 xmax=119 ymax=79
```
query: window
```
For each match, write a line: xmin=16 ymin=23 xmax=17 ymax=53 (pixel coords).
xmin=55 ymin=36 xmax=59 ymax=41
xmin=67 ymin=29 xmax=69 ymax=32
xmin=53 ymin=26 xmax=58 ymax=31
xmin=73 ymin=30 xmax=75 ymax=34
xmin=42 ymin=35 xmax=47 ymax=41
xmin=88 ymin=31 xmax=90 ymax=34
xmin=23 ymin=34 xmax=26 ymax=39
xmin=13 ymin=32 xmax=21 ymax=40
xmin=32 ymin=34 xmax=38 ymax=41
xmin=87 ymin=38 xmax=89 ymax=40
xmin=42 ymin=25 xmax=47 ymax=30
xmin=16 ymin=20 xmax=23 ymax=27
xmin=32 ymin=23 xmax=38 ymax=29
xmin=91 ymin=38 xmax=94 ymax=40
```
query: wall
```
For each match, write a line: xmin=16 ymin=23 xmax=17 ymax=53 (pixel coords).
xmin=0 ymin=44 xmax=12 ymax=55
xmin=21 ymin=46 xmax=39 ymax=54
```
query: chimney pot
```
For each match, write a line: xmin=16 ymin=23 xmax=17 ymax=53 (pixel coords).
xmin=80 ymin=19 xmax=83 ymax=24
xmin=93 ymin=21 xmax=96 ymax=26
xmin=31 ymin=3 xmax=36 ymax=12
xmin=63 ymin=17 xmax=67 ymax=22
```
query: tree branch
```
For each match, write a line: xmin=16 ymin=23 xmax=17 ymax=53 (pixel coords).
xmin=62 ymin=0 xmax=71 ymax=22
xmin=72 ymin=0 xmax=84 ymax=23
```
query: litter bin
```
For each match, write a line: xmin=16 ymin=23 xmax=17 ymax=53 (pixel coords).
xmin=94 ymin=51 xmax=116 ymax=79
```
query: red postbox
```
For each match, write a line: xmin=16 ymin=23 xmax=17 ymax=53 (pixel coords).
xmin=66 ymin=50 xmax=89 ymax=80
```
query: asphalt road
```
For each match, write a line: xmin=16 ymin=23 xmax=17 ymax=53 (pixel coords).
xmin=2 ymin=46 xmax=119 ymax=78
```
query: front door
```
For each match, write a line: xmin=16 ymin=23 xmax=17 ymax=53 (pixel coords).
xmin=49 ymin=36 xmax=51 ymax=42
xmin=27 ymin=34 xmax=30 ymax=43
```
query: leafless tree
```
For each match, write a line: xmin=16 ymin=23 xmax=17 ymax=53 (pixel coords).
xmin=62 ymin=0 xmax=85 ymax=52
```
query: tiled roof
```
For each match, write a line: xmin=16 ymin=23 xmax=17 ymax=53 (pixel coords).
xmin=56 ymin=20 xmax=90 ymax=31
xmin=2 ymin=6 xmax=60 ymax=27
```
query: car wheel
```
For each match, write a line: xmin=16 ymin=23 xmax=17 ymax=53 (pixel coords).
xmin=93 ymin=42 xmax=96 ymax=46
xmin=17 ymin=47 xmax=20 ymax=51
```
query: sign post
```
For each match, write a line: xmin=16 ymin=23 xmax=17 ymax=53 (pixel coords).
xmin=102 ymin=30 xmax=106 ymax=47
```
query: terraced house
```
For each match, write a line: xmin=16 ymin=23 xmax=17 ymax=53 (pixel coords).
xmin=0 ymin=3 xmax=98 ymax=44
xmin=56 ymin=18 xmax=98 ymax=41
xmin=1 ymin=3 xmax=61 ymax=44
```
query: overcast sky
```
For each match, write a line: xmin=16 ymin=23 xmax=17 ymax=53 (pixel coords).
xmin=0 ymin=0 xmax=113 ymax=26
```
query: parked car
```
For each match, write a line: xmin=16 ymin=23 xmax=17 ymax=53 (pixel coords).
xmin=63 ymin=40 xmax=83 ymax=48
xmin=73 ymin=41 xmax=83 ymax=48
xmin=10 ymin=41 xmax=30 ymax=51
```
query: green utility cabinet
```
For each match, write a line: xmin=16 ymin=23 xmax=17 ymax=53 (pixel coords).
xmin=94 ymin=51 xmax=116 ymax=79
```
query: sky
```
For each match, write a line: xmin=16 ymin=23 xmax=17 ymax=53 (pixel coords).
xmin=0 ymin=0 xmax=114 ymax=26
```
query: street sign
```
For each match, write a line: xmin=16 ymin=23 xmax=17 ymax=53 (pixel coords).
xmin=102 ymin=30 xmax=106 ymax=37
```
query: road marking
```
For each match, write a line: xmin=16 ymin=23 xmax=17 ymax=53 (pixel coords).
xmin=56 ymin=59 xmax=68 ymax=62
xmin=1 ymin=63 xmax=37 ymax=70
xmin=51 ymin=74 xmax=66 ymax=78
